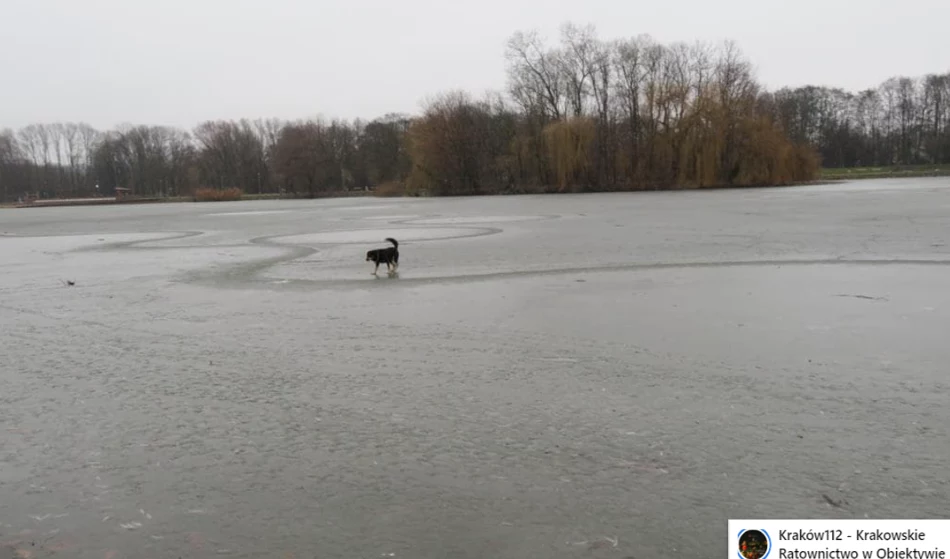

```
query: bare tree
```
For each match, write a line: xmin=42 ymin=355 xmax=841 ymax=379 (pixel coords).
xmin=273 ymin=119 xmax=337 ymax=198
xmin=252 ymin=118 xmax=284 ymax=192
xmin=193 ymin=120 xmax=266 ymax=192
xmin=0 ymin=129 xmax=20 ymax=203
xmin=558 ymin=22 xmax=598 ymax=117
xmin=505 ymin=30 xmax=565 ymax=120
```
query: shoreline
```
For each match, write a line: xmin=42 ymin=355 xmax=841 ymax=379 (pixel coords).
xmin=3 ymin=170 xmax=947 ymax=209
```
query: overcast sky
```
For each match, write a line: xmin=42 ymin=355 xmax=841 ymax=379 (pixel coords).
xmin=1 ymin=0 xmax=947 ymax=130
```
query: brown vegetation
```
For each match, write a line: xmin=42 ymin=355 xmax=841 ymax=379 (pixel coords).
xmin=0 ymin=23 xmax=947 ymax=205
xmin=373 ymin=181 xmax=407 ymax=197
xmin=193 ymin=187 xmax=243 ymax=202
xmin=405 ymin=31 xmax=823 ymax=195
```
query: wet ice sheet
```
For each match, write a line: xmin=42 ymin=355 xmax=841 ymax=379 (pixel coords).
xmin=1 ymin=177 xmax=949 ymax=559
xmin=271 ymin=227 xmax=498 ymax=245
xmin=0 ymin=233 xmax=283 ymax=290
xmin=203 ymin=209 xmax=296 ymax=217
xmin=1 ymin=232 xmax=174 ymax=264
xmin=404 ymin=215 xmax=553 ymax=224
xmin=3 ymin=263 xmax=948 ymax=558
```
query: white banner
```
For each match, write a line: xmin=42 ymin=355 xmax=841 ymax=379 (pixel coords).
xmin=729 ymin=520 xmax=949 ymax=559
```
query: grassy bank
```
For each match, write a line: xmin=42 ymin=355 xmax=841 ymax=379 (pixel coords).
xmin=821 ymin=165 xmax=950 ymax=181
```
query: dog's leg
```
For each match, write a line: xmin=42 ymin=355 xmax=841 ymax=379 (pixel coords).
xmin=372 ymin=261 xmax=379 ymax=275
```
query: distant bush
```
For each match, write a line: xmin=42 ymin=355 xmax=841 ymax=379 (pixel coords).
xmin=790 ymin=144 xmax=822 ymax=183
xmin=194 ymin=187 xmax=243 ymax=202
xmin=373 ymin=181 xmax=406 ymax=197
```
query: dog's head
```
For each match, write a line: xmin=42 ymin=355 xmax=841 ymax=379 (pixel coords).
xmin=366 ymin=250 xmax=375 ymax=261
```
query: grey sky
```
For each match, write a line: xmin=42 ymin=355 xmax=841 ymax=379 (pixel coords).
xmin=2 ymin=0 xmax=947 ymax=131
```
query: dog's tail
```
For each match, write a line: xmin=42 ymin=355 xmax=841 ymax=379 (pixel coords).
xmin=385 ymin=237 xmax=398 ymax=248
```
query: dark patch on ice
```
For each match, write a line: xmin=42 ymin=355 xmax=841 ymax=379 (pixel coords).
xmin=834 ymin=293 xmax=888 ymax=301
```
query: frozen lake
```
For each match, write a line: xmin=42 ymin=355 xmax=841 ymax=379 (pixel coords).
xmin=2 ymin=177 xmax=949 ymax=558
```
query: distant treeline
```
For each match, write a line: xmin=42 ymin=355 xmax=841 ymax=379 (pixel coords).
xmin=2 ymin=23 xmax=948 ymax=203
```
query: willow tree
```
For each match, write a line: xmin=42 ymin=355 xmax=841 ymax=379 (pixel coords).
xmin=542 ymin=116 xmax=596 ymax=191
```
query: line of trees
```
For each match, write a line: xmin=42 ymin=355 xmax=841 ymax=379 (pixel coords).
xmin=2 ymin=23 xmax=948 ymax=203
xmin=771 ymin=75 xmax=950 ymax=168
xmin=0 ymin=116 xmax=412 ymax=202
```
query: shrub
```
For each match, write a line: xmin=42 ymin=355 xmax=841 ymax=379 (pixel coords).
xmin=373 ymin=181 xmax=406 ymax=197
xmin=194 ymin=187 xmax=243 ymax=202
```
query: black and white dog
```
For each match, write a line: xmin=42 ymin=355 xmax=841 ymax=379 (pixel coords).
xmin=365 ymin=237 xmax=399 ymax=275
